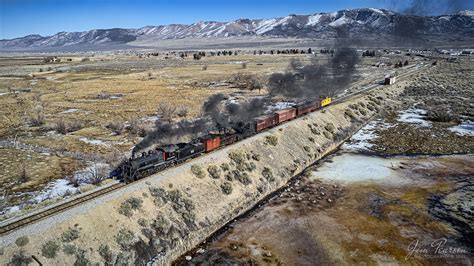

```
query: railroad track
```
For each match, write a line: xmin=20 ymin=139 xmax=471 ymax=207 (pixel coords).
xmin=0 ymin=64 xmax=427 ymax=236
xmin=334 ymin=64 xmax=426 ymax=104
xmin=0 ymin=182 xmax=126 ymax=235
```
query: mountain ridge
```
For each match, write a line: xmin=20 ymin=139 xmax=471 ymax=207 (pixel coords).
xmin=1 ymin=8 xmax=473 ymax=50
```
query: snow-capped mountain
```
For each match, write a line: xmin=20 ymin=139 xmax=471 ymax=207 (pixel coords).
xmin=1 ymin=8 xmax=473 ymax=50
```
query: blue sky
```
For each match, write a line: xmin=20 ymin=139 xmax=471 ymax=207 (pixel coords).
xmin=1 ymin=0 xmax=472 ymax=39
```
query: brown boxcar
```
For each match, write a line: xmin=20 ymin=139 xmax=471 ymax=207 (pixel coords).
xmin=255 ymin=114 xmax=278 ymax=132
xmin=296 ymin=101 xmax=319 ymax=116
xmin=311 ymin=100 xmax=321 ymax=111
xmin=275 ymin=108 xmax=297 ymax=123
xmin=201 ymin=135 xmax=221 ymax=152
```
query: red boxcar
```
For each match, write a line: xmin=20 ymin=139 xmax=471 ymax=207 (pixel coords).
xmin=255 ymin=114 xmax=278 ymax=132
xmin=201 ymin=135 xmax=221 ymax=152
xmin=275 ymin=108 xmax=297 ymax=123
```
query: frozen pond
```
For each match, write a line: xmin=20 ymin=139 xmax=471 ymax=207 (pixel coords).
xmin=311 ymin=153 xmax=406 ymax=184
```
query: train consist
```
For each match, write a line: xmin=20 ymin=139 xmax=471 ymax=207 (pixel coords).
xmin=120 ymin=96 xmax=332 ymax=182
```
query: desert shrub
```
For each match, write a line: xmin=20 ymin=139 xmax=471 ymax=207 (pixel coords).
xmin=228 ymin=150 xmax=247 ymax=165
xmin=119 ymin=197 xmax=143 ymax=217
xmin=344 ymin=109 xmax=356 ymax=120
xmin=251 ymin=152 xmax=261 ymax=161
xmin=311 ymin=127 xmax=320 ymax=135
xmin=221 ymin=182 xmax=233 ymax=195
xmin=55 ymin=117 xmax=68 ymax=134
xmin=15 ymin=236 xmax=29 ymax=247
xmin=220 ymin=163 xmax=230 ymax=172
xmin=247 ymin=162 xmax=256 ymax=172
xmin=323 ymin=131 xmax=332 ymax=139
xmin=9 ymin=251 xmax=32 ymax=265
xmin=41 ymin=240 xmax=60 ymax=258
xmin=61 ymin=227 xmax=80 ymax=242
xmin=202 ymin=65 xmax=208 ymax=71
xmin=359 ymin=109 xmax=367 ymax=116
xmin=233 ymin=170 xmax=251 ymax=185
xmin=265 ymin=135 xmax=278 ymax=146
xmin=262 ymin=167 xmax=274 ymax=182
xmin=426 ymin=110 xmax=459 ymax=123
xmin=308 ymin=137 xmax=315 ymax=143
xmin=115 ymin=229 xmax=136 ymax=250
xmin=324 ymin=124 xmax=335 ymax=133
xmin=241 ymin=62 xmax=247 ymax=69
xmin=303 ymin=146 xmax=311 ymax=153
xmin=207 ymin=165 xmax=221 ymax=179
xmin=63 ymin=244 xmax=77 ymax=255
xmin=98 ymin=244 xmax=114 ymax=263
xmin=81 ymin=57 xmax=90 ymax=62
xmin=191 ymin=164 xmax=206 ymax=178
xmin=73 ymin=248 xmax=90 ymax=266
xmin=225 ymin=171 xmax=234 ymax=181
xmin=137 ymin=218 xmax=148 ymax=227
xmin=107 ymin=121 xmax=124 ymax=135
xmin=29 ymin=106 xmax=45 ymax=126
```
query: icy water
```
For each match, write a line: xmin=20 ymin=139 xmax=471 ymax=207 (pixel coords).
xmin=311 ymin=153 xmax=404 ymax=183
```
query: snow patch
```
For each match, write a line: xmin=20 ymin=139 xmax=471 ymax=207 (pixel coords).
xmin=329 ymin=15 xmax=353 ymax=27
xmin=33 ymin=179 xmax=79 ymax=203
xmin=307 ymin=14 xmax=323 ymax=26
xmin=369 ymin=8 xmax=384 ymax=14
xmin=397 ymin=108 xmax=431 ymax=127
xmin=449 ymin=120 xmax=474 ymax=136
xmin=342 ymin=119 xmax=393 ymax=152
xmin=60 ymin=108 xmax=80 ymax=114
xmin=79 ymin=137 xmax=109 ymax=146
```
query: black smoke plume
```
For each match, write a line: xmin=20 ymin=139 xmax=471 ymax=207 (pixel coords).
xmin=391 ymin=0 xmax=469 ymax=16
xmin=133 ymin=118 xmax=209 ymax=153
xmin=202 ymin=94 xmax=269 ymax=128
xmin=267 ymin=26 xmax=359 ymax=100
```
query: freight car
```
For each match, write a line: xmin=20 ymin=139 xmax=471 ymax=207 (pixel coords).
xmin=120 ymin=96 xmax=332 ymax=182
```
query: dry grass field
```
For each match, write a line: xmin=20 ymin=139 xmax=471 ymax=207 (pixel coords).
xmin=0 ymin=51 xmax=414 ymax=218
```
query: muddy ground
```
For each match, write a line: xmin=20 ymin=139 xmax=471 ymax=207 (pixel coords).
xmin=178 ymin=59 xmax=474 ymax=265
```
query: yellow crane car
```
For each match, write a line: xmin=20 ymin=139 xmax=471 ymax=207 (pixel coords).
xmin=321 ymin=96 xmax=332 ymax=107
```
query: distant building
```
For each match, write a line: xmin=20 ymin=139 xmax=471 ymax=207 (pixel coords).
xmin=384 ymin=76 xmax=396 ymax=85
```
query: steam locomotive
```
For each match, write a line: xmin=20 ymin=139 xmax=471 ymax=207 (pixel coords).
xmin=119 ymin=96 xmax=332 ymax=182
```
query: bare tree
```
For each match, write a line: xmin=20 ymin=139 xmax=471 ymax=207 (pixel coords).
xmin=65 ymin=174 xmax=80 ymax=187
xmin=176 ymin=106 xmax=189 ymax=118
xmin=86 ymin=162 xmax=109 ymax=185
xmin=56 ymin=117 xmax=67 ymax=134
xmin=157 ymin=102 xmax=177 ymax=123
xmin=233 ymin=73 xmax=263 ymax=93
xmin=29 ymin=105 xmax=45 ymax=126
xmin=19 ymin=163 xmax=28 ymax=183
